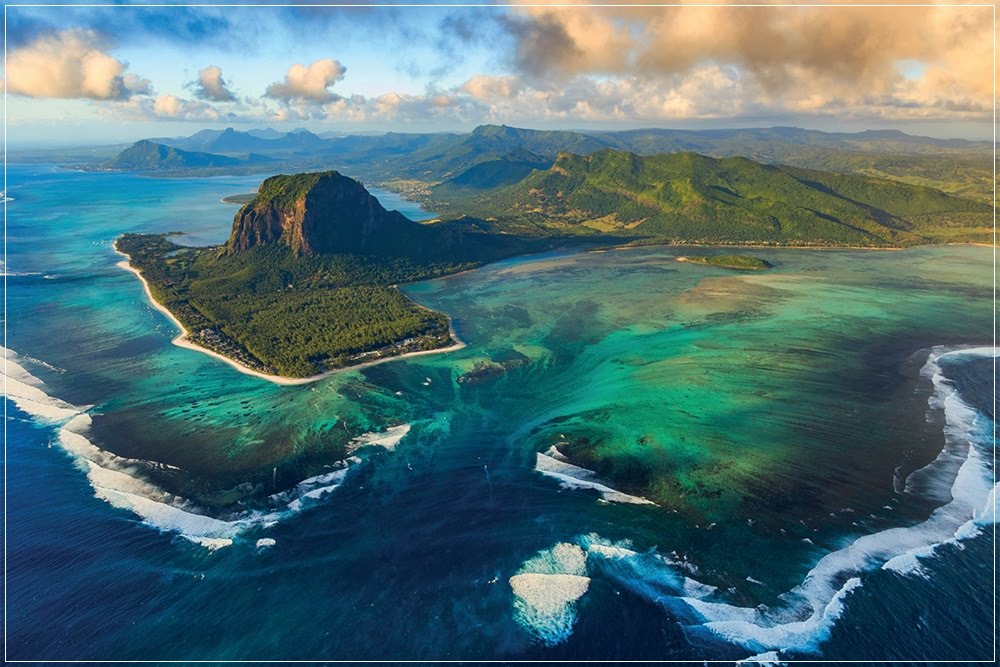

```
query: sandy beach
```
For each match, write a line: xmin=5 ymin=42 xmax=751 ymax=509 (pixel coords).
xmin=113 ymin=243 xmax=466 ymax=386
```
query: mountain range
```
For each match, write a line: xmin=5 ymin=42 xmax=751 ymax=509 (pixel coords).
xmin=431 ymin=149 xmax=990 ymax=246
xmin=106 ymin=124 xmax=993 ymax=201
xmin=107 ymin=140 xmax=275 ymax=171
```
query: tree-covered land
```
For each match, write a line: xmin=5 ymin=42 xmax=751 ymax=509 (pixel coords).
xmin=430 ymin=150 xmax=992 ymax=247
xmin=117 ymin=234 xmax=472 ymax=377
xmin=682 ymin=254 xmax=772 ymax=270
xmin=222 ymin=193 xmax=257 ymax=204
xmin=87 ymin=124 xmax=994 ymax=202
xmin=115 ymin=170 xmax=563 ymax=378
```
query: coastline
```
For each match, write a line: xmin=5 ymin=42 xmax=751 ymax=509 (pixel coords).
xmin=590 ymin=240 xmax=996 ymax=254
xmin=113 ymin=243 xmax=466 ymax=386
xmin=590 ymin=241 xmax=905 ymax=253
xmin=114 ymin=237 xmax=991 ymax=385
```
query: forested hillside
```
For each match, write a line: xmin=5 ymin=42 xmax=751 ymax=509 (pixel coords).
xmin=431 ymin=150 xmax=992 ymax=246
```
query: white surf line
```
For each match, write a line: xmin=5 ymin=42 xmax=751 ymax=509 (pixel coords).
xmin=517 ymin=347 xmax=997 ymax=657
xmin=509 ymin=542 xmax=591 ymax=646
xmin=510 ymin=534 xmax=719 ymax=646
xmin=112 ymin=241 xmax=466 ymax=385
xmin=345 ymin=423 xmax=412 ymax=454
xmin=3 ymin=346 xmax=410 ymax=549
xmin=535 ymin=446 xmax=656 ymax=505
xmin=676 ymin=346 xmax=999 ymax=655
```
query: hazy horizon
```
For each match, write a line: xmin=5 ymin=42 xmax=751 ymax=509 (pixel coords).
xmin=6 ymin=118 xmax=995 ymax=151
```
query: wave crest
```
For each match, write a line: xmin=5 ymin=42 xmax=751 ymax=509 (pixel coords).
xmin=4 ymin=347 xmax=409 ymax=549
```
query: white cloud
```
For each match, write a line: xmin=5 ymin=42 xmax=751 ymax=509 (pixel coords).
xmin=6 ymin=29 xmax=152 ymax=100
xmin=496 ymin=3 xmax=992 ymax=122
xmin=460 ymin=75 xmax=524 ymax=101
xmin=122 ymin=73 xmax=154 ymax=96
xmin=192 ymin=65 xmax=236 ymax=102
xmin=153 ymin=94 xmax=218 ymax=120
xmin=103 ymin=94 xmax=233 ymax=123
xmin=265 ymin=59 xmax=347 ymax=102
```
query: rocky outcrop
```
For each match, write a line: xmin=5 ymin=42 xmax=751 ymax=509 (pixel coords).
xmin=225 ymin=171 xmax=424 ymax=257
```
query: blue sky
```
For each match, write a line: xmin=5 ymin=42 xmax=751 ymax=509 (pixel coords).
xmin=3 ymin=3 xmax=994 ymax=145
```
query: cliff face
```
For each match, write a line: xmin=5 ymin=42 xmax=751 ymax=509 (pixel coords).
xmin=226 ymin=171 xmax=421 ymax=257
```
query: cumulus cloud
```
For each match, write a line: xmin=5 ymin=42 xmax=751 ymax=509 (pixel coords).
xmin=493 ymin=2 xmax=992 ymax=121
xmin=152 ymin=94 xmax=219 ymax=120
xmin=258 ymin=68 xmax=746 ymax=126
xmin=451 ymin=68 xmax=749 ymax=123
xmin=103 ymin=93 xmax=250 ymax=123
xmin=461 ymin=75 xmax=524 ymax=101
xmin=500 ymin=9 xmax=633 ymax=78
xmin=191 ymin=65 xmax=236 ymax=102
xmin=6 ymin=29 xmax=152 ymax=100
xmin=57 ymin=3 xmax=990 ymax=128
xmin=265 ymin=59 xmax=347 ymax=102
xmin=121 ymin=73 xmax=154 ymax=97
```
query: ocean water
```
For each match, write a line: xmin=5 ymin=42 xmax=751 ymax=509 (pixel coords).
xmin=5 ymin=163 xmax=996 ymax=661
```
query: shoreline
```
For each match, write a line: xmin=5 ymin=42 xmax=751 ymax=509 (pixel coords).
xmin=590 ymin=241 xmax=905 ymax=253
xmin=113 ymin=237 xmax=991 ymax=385
xmin=588 ymin=241 xmax=996 ymax=254
xmin=113 ymin=243 xmax=466 ymax=386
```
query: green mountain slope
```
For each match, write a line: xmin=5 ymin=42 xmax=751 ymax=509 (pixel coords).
xmin=436 ymin=152 xmax=551 ymax=190
xmin=433 ymin=150 xmax=992 ymax=246
xmin=107 ymin=140 xmax=240 ymax=169
xmin=385 ymin=125 xmax=992 ymax=199
xmin=95 ymin=124 xmax=992 ymax=201
xmin=106 ymin=140 xmax=272 ymax=171
xmin=228 ymin=170 xmax=534 ymax=261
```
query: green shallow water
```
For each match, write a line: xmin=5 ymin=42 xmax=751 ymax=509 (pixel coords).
xmin=6 ymin=164 xmax=995 ymax=659
xmin=399 ymin=244 xmax=993 ymax=593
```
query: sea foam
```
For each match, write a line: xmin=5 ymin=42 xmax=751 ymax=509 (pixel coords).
xmin=671 ymin=347 xmax=998 ymax=654
xmin=510 ymin=543 xmax=591 ymax=646
xmin=520 ymin=347 xmax=997 ymax=657
xmin=624 ymin=347 xmax=995 ymax=655
xmin=510 ymin=534 xmax=720 ymax=646
xmin=534 ymin=447 xmax=656 ymax=505
xmin=3 ymin=347 xmax=409 ymax=549
xmin=346 ymin=423 xmax=411 ymax=454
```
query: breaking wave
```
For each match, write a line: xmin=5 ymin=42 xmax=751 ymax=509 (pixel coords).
xmin=510 ymin=542 xmax=591 ymax=646
xmin=510 ymin=534 xmax=718 ymax=646
xmin=535 ymin=446 xmax=656 ymax=505
xmin=518 ymin=346 xmax=996 ymax=657
xmin=3 ymin=347 xmax=409 ymax=550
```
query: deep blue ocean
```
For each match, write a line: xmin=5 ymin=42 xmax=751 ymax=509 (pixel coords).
xmin=4 ymin=163 xmax=996 ymax=662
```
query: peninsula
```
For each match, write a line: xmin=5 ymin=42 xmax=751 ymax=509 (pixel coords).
xmin=116 ymin=171 xmax=539 ymax=380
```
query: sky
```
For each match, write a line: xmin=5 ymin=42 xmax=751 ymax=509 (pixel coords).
xmin=3 ymin=2 xmax=995 ymax=146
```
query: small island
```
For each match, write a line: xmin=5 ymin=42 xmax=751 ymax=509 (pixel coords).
xmin=678 ymin=254 xmax=773 ymax=270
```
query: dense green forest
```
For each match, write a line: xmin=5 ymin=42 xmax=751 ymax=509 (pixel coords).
xmin=117 ymin=235 xmax=469 ymax=377
xmin=116 ymin=170 xmax=572 ymax=378
xmin=431 ymin=150 xmax=992 ymax=247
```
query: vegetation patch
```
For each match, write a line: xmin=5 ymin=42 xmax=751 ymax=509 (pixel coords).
xmin=116 ymin=234 xmax=464 ymax=378
xmin=680 ymin=254 xmax=772 ymax=270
